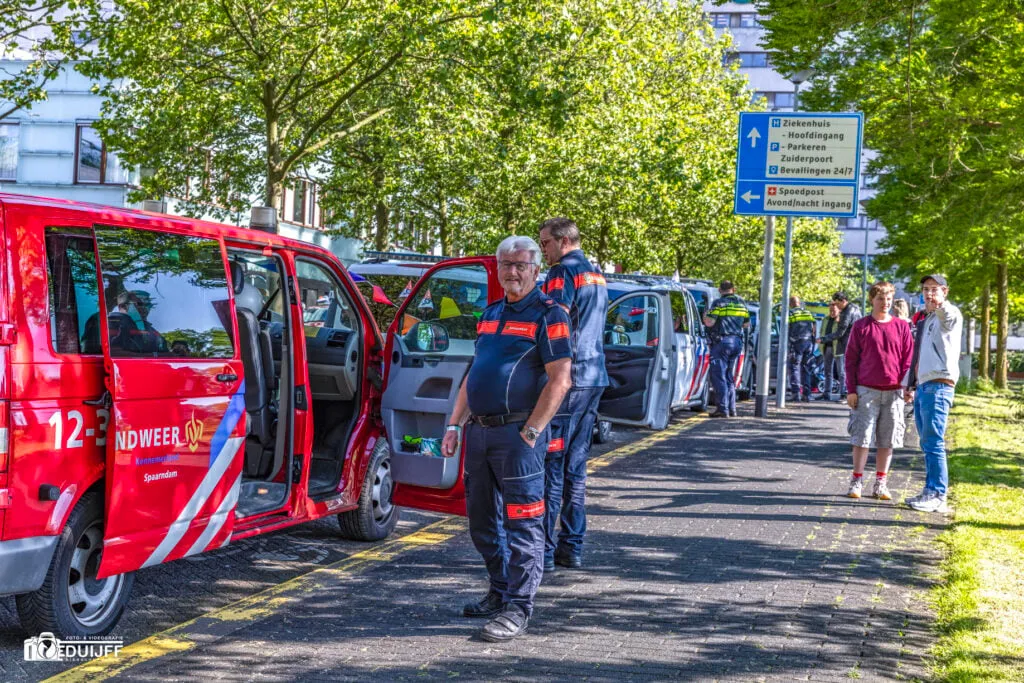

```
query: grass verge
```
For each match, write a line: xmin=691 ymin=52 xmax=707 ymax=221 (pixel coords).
xmin=931 ymin=389 xmax=1024 ymax=682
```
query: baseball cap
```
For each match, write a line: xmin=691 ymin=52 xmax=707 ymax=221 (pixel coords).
xmin=920 ymin=274 xmax=948 ymax=287
xmin=831 ymin=291 xmax=848 ymax=302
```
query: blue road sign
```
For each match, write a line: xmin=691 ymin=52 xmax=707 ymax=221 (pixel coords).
xmin=734 ymin=112 xmax=864 ymax=218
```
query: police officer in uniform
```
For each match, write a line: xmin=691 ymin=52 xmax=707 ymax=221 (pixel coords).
xmin=441 ymin=236 xmax=573 ymax=643
xmin=703 ymin=280 xmax=750 ymax=418
xmin=786 ymin=296 xmax=818 ymax=402
xmin=538 ymin=217 xmax=608 ymax=571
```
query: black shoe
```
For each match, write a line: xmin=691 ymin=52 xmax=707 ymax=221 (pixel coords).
xmin=463 ymin=590 xmax=504 ymax=618
xmin=729 ymin=410 xmax=738 ymax=417
xmin=709 ymin=410 xmax=729 ymax=419
xmin=554 ymin=550 xmax=582 ymax=568
xmin=543 ymin=558 xmax=555 ymax=572
xmin=814 ymin=394 xmax=830 ymax=401
xmin=800 ymin=395 xmax=811 ymax=403
xmin=481 ymin=604 xmax=529 ymax=642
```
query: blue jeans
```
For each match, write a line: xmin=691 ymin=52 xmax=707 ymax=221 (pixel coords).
xmin=788 ymin=339 xmax=814 ymax=396
xmin=544 ymin=386 xmax=604 ymax=560
xmin=710 ymin=335 xmax=742 ymax=414
xmin=913 ymin=382 xmax=955 ymax=497
xmin=464 ymin=422 xmax=549 ymax=615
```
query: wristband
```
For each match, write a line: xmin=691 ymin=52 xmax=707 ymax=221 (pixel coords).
xmin=445 ymin=424 xmax=462 ymax=434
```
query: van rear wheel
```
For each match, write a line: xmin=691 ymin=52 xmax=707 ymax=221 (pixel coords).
xmin=338 ymin=438 xmax=399 ymax=541
xmin=16 ymin=491 xmax=134 ymax=638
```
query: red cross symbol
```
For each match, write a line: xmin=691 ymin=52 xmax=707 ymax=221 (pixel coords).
xmin=767 ymin=186 xmax=777 ymax=196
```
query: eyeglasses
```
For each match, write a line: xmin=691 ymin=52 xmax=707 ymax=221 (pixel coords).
xmin=498 ymin=260 xmax=535 ymax=273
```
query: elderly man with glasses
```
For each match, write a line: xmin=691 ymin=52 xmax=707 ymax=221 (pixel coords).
xmin=441 ymin=235 xmax=573 ymax=642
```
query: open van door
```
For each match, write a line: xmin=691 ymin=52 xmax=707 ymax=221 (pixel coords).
xmin=599 ymin=291 xmax=675 ymax=429
xmin=381 ymin=257 xmax=499 ymax=515
xmin=92 ymin=226 xmax=247 ymax=578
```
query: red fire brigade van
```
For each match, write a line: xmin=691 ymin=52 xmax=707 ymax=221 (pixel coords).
xmin=0 ymin=194 xmax=495 ymax=638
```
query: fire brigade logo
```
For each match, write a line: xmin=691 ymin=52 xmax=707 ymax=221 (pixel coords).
xmin=184 ymin=412 xmax=203 ymax=453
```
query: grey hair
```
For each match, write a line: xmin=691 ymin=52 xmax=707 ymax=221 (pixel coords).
xmin=495 ymin=236 xmax=542 ymax=267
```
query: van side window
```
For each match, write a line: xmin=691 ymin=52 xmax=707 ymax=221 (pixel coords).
xmin=93 ymin=227 xmax=235 ymax=358
xmin=45 ymin=228 xmax=102 ymax=354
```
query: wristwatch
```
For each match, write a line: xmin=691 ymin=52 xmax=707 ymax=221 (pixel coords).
xmin=521 ymin=425 xmax=541 ymax=441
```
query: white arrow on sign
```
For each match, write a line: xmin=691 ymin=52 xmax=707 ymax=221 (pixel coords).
xmin=741 ymin=190 xmax=761 ymax=203
xmin=747 ymin=127 xmax=761 ymax=148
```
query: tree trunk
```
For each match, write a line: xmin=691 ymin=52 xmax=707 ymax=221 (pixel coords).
xmin=263 ymin=82 xmax=284 ymax=228
xmin=675 ymin=249 xmax=683 ymax=276
xmin=372 ymin=167 xmax=389 ymax=251
xmin=438 ymin=196 xmax=451 ymax=256
xmin=994 ymin=256 xmax=1009 ymax=388
xmin=979 ymin=282 xmax=991 ymax=380
xmin=596 ymin=220 xmax=609 ymax=267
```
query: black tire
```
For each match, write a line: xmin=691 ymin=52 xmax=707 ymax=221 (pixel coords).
xmin=593 ymin=420 xmax=612 ymax=444
xmin=338 ymin=438 xmax=399 ymax=541
xmin=16 ymin=491 xmax=134 ymax=638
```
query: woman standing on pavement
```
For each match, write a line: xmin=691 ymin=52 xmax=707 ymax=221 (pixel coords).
xmin=843 ymin=282 xmax=914 ymax=501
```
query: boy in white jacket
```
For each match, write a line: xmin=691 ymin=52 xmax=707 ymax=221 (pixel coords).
xmin=904 ymin=274 xmax=962 ymax=513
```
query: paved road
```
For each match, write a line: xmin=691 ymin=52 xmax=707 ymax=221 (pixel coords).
xmin=9 ymin=402 xmax=947 ymax=681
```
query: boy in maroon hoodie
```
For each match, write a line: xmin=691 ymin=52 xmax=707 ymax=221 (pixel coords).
xmin=844 ymin=281 xmax=914 ymax=500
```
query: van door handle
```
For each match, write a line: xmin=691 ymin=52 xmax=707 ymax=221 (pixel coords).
xmin=216 ymin=373 xmax=239 ymax=383
xmin=84 ymin=391 xmax=111 ymax=408
xmin=424 ymin=356 xmax=443 ymax=366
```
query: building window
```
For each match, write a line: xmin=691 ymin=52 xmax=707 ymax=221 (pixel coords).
xmin=774 ymin=92 xmax=796 ymax=109
xmin=739 ymin=13 xmax=761 ymax=28
xmin=75 ymin=124 xmax=134 ymax=184
xmin=710 ymin=13 xmax=730 ymax=28
xmin=292 ymin=180 xmax=308 ymax=224
xmin=0 ymin=123 xmax=18 ymax=181
xmin=738 ymin=52 xmax=770 ymax=68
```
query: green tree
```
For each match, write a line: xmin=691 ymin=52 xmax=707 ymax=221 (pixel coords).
xmin=81 ymin=0 xmax=489 ymax=221
xmin=755 ymin=0 xmax=1024 ymax=387
xmin=1 ymin=0 xmax=93 ymax=121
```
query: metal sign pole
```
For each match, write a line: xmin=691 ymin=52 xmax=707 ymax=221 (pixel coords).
xmin=776 ymin=216 xmax=795 ymax=408
xmin=754 ymin=215 xmax=776 ymax=418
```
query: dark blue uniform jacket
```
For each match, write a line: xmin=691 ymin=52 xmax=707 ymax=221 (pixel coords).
xmin=466 ymin=287 xmax=573 ymax=417
xmin=542 ymin=249 xmax=609 ymax=388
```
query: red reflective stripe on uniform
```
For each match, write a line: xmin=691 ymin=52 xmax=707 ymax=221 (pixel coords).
xmin=548 ymin=322 xmax=569 ymax=340
xmin=502 ymin=321 xmax=537 ymax=338
xmin=547 ymin=437 xmax=564 ymax=452
xmin=506 ymin=500 xmax=545 ymax=519
xmin=477 ymin=320 xmax=499 ymax=334
xmin=573 ymin=272 xmax=606 ymax=288
xmin=545 ymin=277 xmax=565 ymax=293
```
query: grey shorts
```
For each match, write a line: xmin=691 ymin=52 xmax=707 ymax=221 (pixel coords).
xmin=848 ymin=386 xmax=906 ymax=449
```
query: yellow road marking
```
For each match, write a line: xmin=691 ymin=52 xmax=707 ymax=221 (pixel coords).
xmin=47 ymin=417 xmax=704 ymax=681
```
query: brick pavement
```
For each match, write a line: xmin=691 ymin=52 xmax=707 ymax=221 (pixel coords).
xmin=49 ymin=402 xmax=946 ymax=681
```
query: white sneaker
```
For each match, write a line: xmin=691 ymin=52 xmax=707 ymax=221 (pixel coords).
xmin=905 ymin=490 xmax=929 ymax=506
xmin=847 ymin=477 xmax=863 ymax=499
xmin=873 ymin=478 xmax=892 ymax=501
xmin=908 ymin=491 xmax=948 ymax=513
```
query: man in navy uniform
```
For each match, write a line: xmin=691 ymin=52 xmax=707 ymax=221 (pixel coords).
xmin=538 ymin=217 xmax=608 ymax=571
xmin=787 ymin=295 xmax=819 ymax=402
xmin=703 ymin=280 xmax=750 ymax=418
xmin=441 ymin=235 xmax=573 ymax=643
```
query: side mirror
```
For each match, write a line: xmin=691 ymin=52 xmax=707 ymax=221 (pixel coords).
xmin=409 ymin=321 xmax=450 ymax=352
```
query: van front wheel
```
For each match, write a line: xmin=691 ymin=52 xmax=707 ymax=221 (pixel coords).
xmin=16 ymin=491 xmax=134 ymax=638
xmin=338 ymin=438 xmax=399 ymax=541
